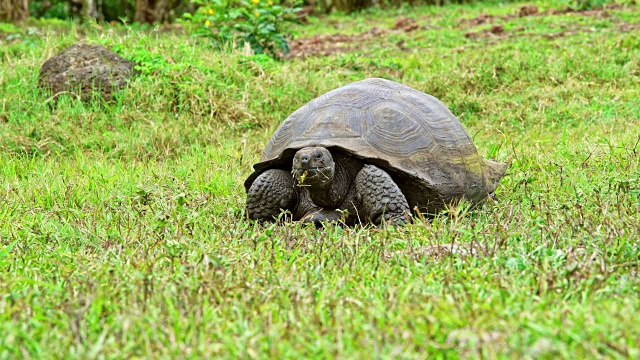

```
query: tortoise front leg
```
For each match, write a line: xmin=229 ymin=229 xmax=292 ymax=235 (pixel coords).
xmin=355 ymin=165 xmax=411 ymax=226
xmin=295 ymin=188 xmax=345 ymax=225
xmin=246 ymin=169 xmax=297 ymax=221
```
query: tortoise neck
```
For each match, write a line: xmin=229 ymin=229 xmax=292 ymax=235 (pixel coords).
xmin=307 ymin=154 xmax=361 ymax=208
xmin=307 ymin=176 xmax=337 ymax=207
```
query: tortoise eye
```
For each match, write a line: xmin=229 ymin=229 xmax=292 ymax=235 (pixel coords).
xmin=315 ymin=153 xmax=322 ymax=159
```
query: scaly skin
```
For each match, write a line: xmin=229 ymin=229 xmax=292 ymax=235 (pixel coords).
xmin=246 ymin=169 xmax=297 ymax=221
xmin=355 ymin=165 xmax=411 ymax=225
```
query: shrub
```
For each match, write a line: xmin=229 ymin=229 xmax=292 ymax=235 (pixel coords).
xmin=571 ymin=0 xmax=609 ymax=10
xmin=182 ymin=0 xmax=301 ymax=58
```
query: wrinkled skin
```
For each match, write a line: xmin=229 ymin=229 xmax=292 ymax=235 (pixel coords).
xmin=246 ymin=146 xmax=411 ymax=226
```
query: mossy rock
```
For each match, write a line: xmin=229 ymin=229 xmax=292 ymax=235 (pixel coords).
xmin=38 ymin=43 xmax=137 ymax=102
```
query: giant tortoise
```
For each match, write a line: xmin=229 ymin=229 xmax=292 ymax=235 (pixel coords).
xmin=244 ymin=78 xmax=507 ymax=225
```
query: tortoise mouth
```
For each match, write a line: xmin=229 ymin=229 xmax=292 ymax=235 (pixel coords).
xmin=292 ymin=166 xmax=332 ymax=178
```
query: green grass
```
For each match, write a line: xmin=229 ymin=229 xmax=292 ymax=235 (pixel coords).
xmin=1 ymin=0 xmax=639 ymax=357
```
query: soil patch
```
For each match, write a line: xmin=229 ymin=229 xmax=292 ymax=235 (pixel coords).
xmin=286 ymin=27 xmax=388 ymax=59
xmin=286 ymin=4 xmax=635 ymax=59
xmin=465 ymin=20 xmax=640 ymax=41
xmin=463 ymin=4 xmax=620 ymax=28
xmin=393 ymin=17 xmax=420 ymax=32
xmin=286 ymin=15 xmax=427 ymax=59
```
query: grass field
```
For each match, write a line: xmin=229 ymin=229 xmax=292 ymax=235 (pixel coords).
xmin=1 ymin=0 xmax=639 ymax=357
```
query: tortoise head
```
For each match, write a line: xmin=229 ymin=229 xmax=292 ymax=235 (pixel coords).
xmin=292 ymin=147 xmax=335 ymax=189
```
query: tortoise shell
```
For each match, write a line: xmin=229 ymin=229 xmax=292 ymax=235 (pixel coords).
xmin=245 ymin=78 xmax=507 ymax=214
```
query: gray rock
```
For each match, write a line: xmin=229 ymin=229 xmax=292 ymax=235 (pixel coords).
xmin=38 ymin=43 xmax=137 ymax=101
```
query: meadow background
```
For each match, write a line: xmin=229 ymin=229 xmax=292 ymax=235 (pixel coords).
xmin=1 ymin=0 xmax=639 ymax=357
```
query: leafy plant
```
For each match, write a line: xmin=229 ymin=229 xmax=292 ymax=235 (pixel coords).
xmin=29 ymin=0 xmax=71 ymax=20
xmin=570 ymin=0 xmax=609 ymax=10
xmin=182 ymin=0 xmax=302 ymax=58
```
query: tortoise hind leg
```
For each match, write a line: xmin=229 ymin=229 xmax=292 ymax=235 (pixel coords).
xmin=355 ymin=165 xmax=411 ymax=226
xmin=246 ymin=169 xmax=297 ymax=221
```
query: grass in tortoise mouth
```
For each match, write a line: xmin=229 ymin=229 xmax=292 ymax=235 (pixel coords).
xmin=292 ymin=166 xmax=332 ymax=185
